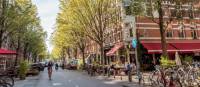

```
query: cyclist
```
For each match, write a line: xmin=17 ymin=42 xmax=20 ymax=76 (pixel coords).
xmin=47 ymin=61 xmax=53 ymax=80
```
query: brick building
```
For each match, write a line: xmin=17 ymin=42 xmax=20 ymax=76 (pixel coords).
xmin=84 ymin=0 xmax=200 ymax=66
xmin=105 ymin=0 xmax=200 ymax=66
xmin=137 ymin=1 xmax=200 ymax=66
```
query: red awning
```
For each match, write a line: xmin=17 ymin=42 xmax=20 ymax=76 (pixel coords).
xmin=0 ymin=49 xmax=16 ymax=55
xmin=142 ymin=43 xmax=177 ymax=54
xmin=142 ymin=42 xmax=200 ymax=54
xmin=170 ymin=43 xmax=200 ymax=53
xmin=106 ymin=42 xmax=123 ymax=56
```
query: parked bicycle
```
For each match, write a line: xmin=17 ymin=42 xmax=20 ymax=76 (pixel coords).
xmin=149 ymin=65 xmax=182 ymax=87
xmin=149 ymin=64 xmax=200 ymax=87
xmin=0 ymin=75 xmax=14 ymax=87
xmin=0 ymin=67 xmax=17 ymax=87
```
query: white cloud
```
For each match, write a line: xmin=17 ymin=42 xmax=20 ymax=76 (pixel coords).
xmin=32 ymin=0 xmax=59 ymax=52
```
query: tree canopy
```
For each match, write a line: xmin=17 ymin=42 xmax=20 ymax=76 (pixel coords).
xmin=0 ymin=0 xmax=47 ymax=62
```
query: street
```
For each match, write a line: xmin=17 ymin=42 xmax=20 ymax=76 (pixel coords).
xmin=14 ymin=68 xmax=142 ymax=87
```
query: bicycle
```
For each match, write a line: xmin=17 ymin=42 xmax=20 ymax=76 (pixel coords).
xmin=176 ymin=64 xmax=200 ymax=87
xmin=0 ymin=68 xmax=16 ymax=87
xmin=184 ymin=64 xmax=200 ymax=86
xmin=149 ymin=65 xmax=182 ymax=87
xmin=0 ymin=75 xmax=13 ymax=87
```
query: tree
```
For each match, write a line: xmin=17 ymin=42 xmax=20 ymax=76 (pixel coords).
xmin=5 ymin=0 xmax=47 ymax=63
xmin=58 ymin=0 xmax=120 ymax=65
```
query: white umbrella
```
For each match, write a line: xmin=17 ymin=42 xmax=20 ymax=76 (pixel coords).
xmin=175 ymin=52 xmax=182 ymax=66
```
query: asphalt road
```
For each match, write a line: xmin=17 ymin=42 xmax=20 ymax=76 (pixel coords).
xmin=14 ymin=68 xmax=141 ymax=87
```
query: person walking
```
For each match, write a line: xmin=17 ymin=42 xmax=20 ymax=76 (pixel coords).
xmin=55 ymin=63 xmax=59 ymax=71
xmin=127 ymin=63 xmax=133 ymax=82
xmin=48 ymin=61 xmax=53 ymax=80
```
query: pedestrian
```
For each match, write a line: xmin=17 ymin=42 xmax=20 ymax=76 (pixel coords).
xmin=108 ymin=64 xmax=115 ymax=77
xmin=127 ymin=63 xmax=133 ymax=82
xmin=48 ymin=61 xmax=53 ymax=80
xmin=55 ymin=63 xmax=59 ymax=71
xmin=62 ymin=63 xmax=65 ymax=69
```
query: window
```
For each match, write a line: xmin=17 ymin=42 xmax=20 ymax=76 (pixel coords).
xmin=190 ymin=22 xmax=198 ymax=39
xmin=188 ymin=5 xmax=194 ymax=19
xmin=188 ymin=9 xmax=194 ymax=19
xmin=166 ymin=30 xmax=173 ymax=38
xmin=171 ymin=9 xmax=176 ymax=17
xmin=179 ymin=30 xmax=185 ymax=38
xmin=191 ymin=30 xmax=198 ymax=39
xmin=178 ymin=22 xmax=185 ymax=38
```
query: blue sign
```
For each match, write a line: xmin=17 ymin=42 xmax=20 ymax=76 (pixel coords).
xmin=132 ymin=39 xmax=137 ymax=48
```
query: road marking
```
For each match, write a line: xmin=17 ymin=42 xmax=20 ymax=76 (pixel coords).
xmin=53 ymin=83 xmax=62 ymax=86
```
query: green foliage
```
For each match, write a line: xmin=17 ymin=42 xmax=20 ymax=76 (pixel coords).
xmin=2 ymin=0 xmax=47 ymax=61
xmin=19 ymin=60 xmax=29 ymax=80
xmin=183 ymin=56 xmax=193 ymax=64
xmin=129 ymin=0 xmax=146 ymax=16
xmin=160 ymin=56 xmax=175 ymax=67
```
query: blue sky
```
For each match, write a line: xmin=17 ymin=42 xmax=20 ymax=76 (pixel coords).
xmin=32 ymin=0 xmax=60 ymax=52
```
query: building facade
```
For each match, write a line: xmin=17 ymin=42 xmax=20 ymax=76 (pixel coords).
xmin=84 ymin=0 xmax=200 ymax=67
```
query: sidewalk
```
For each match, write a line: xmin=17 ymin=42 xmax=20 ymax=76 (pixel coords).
xmin=82 ymin=71 xmax=152 ymax=87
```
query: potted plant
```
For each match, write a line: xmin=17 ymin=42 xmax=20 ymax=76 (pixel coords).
xmin=19 ymin=60 xmax=28 ymax=80
xmin=160 ymin=56 xmax=176 ymax=68
xmin=183 ymin=56 xmax=193 ymax=65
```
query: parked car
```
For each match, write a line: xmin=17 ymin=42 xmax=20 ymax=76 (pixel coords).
xmin=66 ymin=59 xmax=78 ymax=70
xmin=26 ymin=64 xmax=40 ymax=76
xmin=30 ymin=63 xmax=44 ymax=71
xmin=39 ymin=62 xmax=46 ymax=70
xmin=66 ymin=63 xmax=77 ymax=70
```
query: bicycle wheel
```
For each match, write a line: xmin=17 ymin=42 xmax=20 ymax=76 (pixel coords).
xmin=186 ymin=70 xmax=199 ymax=86
xmin=0 ymin=76 xmax=14 ymax=87
xmin=164 ymin=69 xmax=182 ymax=87
xmin=149 ymin=71 xmax=160 ymax=86
xmin=0 ymin=82 xmax=12 ymax=87
xmin=176 ymin=68 xmax=186 ymax=86
xmin=170 ymin=79 xmax=182 ymax=87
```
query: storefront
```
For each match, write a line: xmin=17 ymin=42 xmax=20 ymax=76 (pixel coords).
xmin=0 ymin=49 xmax=16 ymax=70
xmin=141 ymin=41 xmax=200 ymax=65
xmin=106 ymin=42 xmax=124 ymax=65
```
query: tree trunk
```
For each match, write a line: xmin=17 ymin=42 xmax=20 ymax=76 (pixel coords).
xmin=0 ymin=0 xmax=7 ymax=48
xmin=66 ymin=47 xmax=71 ymax=59
xmin=82 ymin=50 xmax=85 ymax=68
xmin=74 ymin=48 xmax=77 ymax=59
xmin=100 ymin=42 xmax=105 ymax=65
xmin=23 ymin=43 xmax=28 ymax=60
xmin=0 ymin=32 xmax=3 ymax=48
xmin=15 ymin=35 xmax=21 ymax=66
xmin=158 ymin=1 xmax=168 ymax=57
